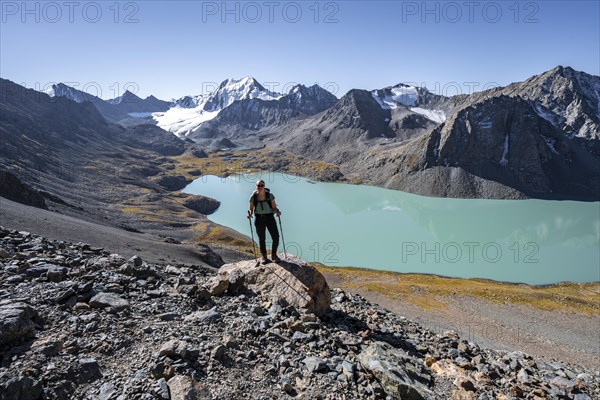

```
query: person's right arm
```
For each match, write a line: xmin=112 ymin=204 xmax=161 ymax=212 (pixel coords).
xmin=248 ymin=200 xmax=254 ymax=219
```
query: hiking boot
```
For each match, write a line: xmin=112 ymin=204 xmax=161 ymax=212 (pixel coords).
xmin=272 ymin=253 xmax=282 ymax=263
xmin=261 ymin=253 xmax=271 ymax=264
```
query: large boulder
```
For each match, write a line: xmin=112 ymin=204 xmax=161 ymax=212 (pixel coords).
xmin=0 ymin=301 xmax=40 ymax=346
xmin=182 ymin=195 xmax=220 ymax=215
xmin=358 ymin=341 xmax=434 ymax=400
xmin=205 ymin=255 xmax=331 ymax=317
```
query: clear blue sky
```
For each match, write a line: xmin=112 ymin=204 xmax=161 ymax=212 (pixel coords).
xmin=1 ymin=1 xmax=598 ymax=100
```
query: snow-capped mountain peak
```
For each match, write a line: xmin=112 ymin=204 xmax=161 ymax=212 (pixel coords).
xmin=108 ymin=90 xmax=142 ymax=105
xmin=155 ymin=77 xmax=284 ymax=137
xmin=505 ymin=65 xmax=600 ymax=138
xmin=371 ymin=84 xmax=447 ymax=123
xmin=203 ymin=76 xmax=282 ymax=112
xmin=282 ymin=84 xmax=338 ymax=115
xmin=44 ymin=83 xmax=89 ymax=103
xmin=371 ymin=83 xmax=422 ymax=109
xmin=172 ymin=95 xmax=205 ymax=109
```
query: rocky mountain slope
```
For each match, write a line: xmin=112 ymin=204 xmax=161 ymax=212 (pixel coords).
xmin=502 ymin=66 xmax=600 ymax=140
xmin=188 ymin=84 xmax=338 ymax=150
xmin=42 ymin=77 xmax=337 ymax=149
xmin=359 ymin=94 xmax=600 ymax=199
xmin=269 ymin=67 xmax=600 ymax=200
xmin=156 ymin=79 xmax=338 ymax=150
xmin=0 ymin=78 xmax=215 ymax=232
xmin=38 ymin=67 xmax=599 ymax=199
xmin=1 ymin=228 xmax=598 ymax=400
xmin=266 ymin=88 xmax=439 ymax=165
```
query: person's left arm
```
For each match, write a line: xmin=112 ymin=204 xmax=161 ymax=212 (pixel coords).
xmin=271 ymin=196 xmax=281 ymax=217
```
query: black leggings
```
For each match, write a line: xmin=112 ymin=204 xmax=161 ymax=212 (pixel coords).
xmin=254 ymin=214 xmax=279 ymax=255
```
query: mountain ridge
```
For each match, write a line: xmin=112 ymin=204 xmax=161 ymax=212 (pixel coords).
xmin=13 ymin=65 xmax=600 ymax=200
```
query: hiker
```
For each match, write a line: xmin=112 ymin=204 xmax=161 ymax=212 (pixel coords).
xmin=247 ymin=179 xmax=282 ymax=264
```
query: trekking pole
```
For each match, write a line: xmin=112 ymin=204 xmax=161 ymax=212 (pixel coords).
xmin=248 ymin=211 xmax=259 ymax=266
xmin=277 ymin=212 xmax=287 ymax=259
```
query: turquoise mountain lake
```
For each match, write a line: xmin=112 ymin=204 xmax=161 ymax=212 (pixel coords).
xmin=183 ymin=173 xmax=600 ymax=285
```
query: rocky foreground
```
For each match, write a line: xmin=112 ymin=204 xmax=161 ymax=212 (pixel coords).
xmin=0 ymin=227 xmax=598 ymax=399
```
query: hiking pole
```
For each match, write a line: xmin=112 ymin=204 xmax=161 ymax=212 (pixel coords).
xmin=248 ymin=212 xmax=259 ymax=267
xmin=277 ymin=212 xmax=287 ymax=259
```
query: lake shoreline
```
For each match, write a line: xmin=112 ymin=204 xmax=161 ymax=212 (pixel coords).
xmin=183 ymin=167 xmax=600 ymax=285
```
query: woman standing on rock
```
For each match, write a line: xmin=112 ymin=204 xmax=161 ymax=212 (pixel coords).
xmin=247 ymin=179 xmax=282 ymax=264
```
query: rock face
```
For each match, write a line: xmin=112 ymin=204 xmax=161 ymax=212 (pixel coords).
xmin=206 ymin=255 xmax=331 ymax=316
xmin=0 ymin=171 xmax=47 ymax=210
xmin=283 ymin=84 xmax=339 ymax=115
xmin=503 ymin=66 xmax=600 ymax=139
xmin=358 ymin=342 xmax=433 ymax=399
xmin=380 ymin=94 xmax=600 ymax=199
xmin=270 ymin=66 xmax=600 ymax=200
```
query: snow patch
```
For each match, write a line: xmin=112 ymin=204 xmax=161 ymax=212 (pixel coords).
xmin=479 ymin=119 xmax=493 ymax=129
xmin=410 ymin=107 xmax=446 ymax=123
xmin=573 ymin=69 xmax=600 ymax=120
xmin=128 ymin=112 xmax=153 ymax=118
xmin=44 ymin=83 xmax=86 ymax=103
xmin=499 ymin=134 xmax=509 ymax=165
xmin=372 ymin=84 xmax=419 ymax=109
xmin=543 ymin=137 xmax=560 ymax=155
xmin=153 ymin=106 xmax=221 ymax=137
xmin=533 ymin=103 xmax=559 ymax=126
xmin=371 ymin=92 xmax=388 ymax=109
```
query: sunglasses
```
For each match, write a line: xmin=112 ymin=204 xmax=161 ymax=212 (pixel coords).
xmin=256 ymin=184 xmax=265 ymax=187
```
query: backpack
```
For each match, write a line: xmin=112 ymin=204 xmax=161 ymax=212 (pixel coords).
xmin=253 ymin=188 xmax=273 ymax=212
